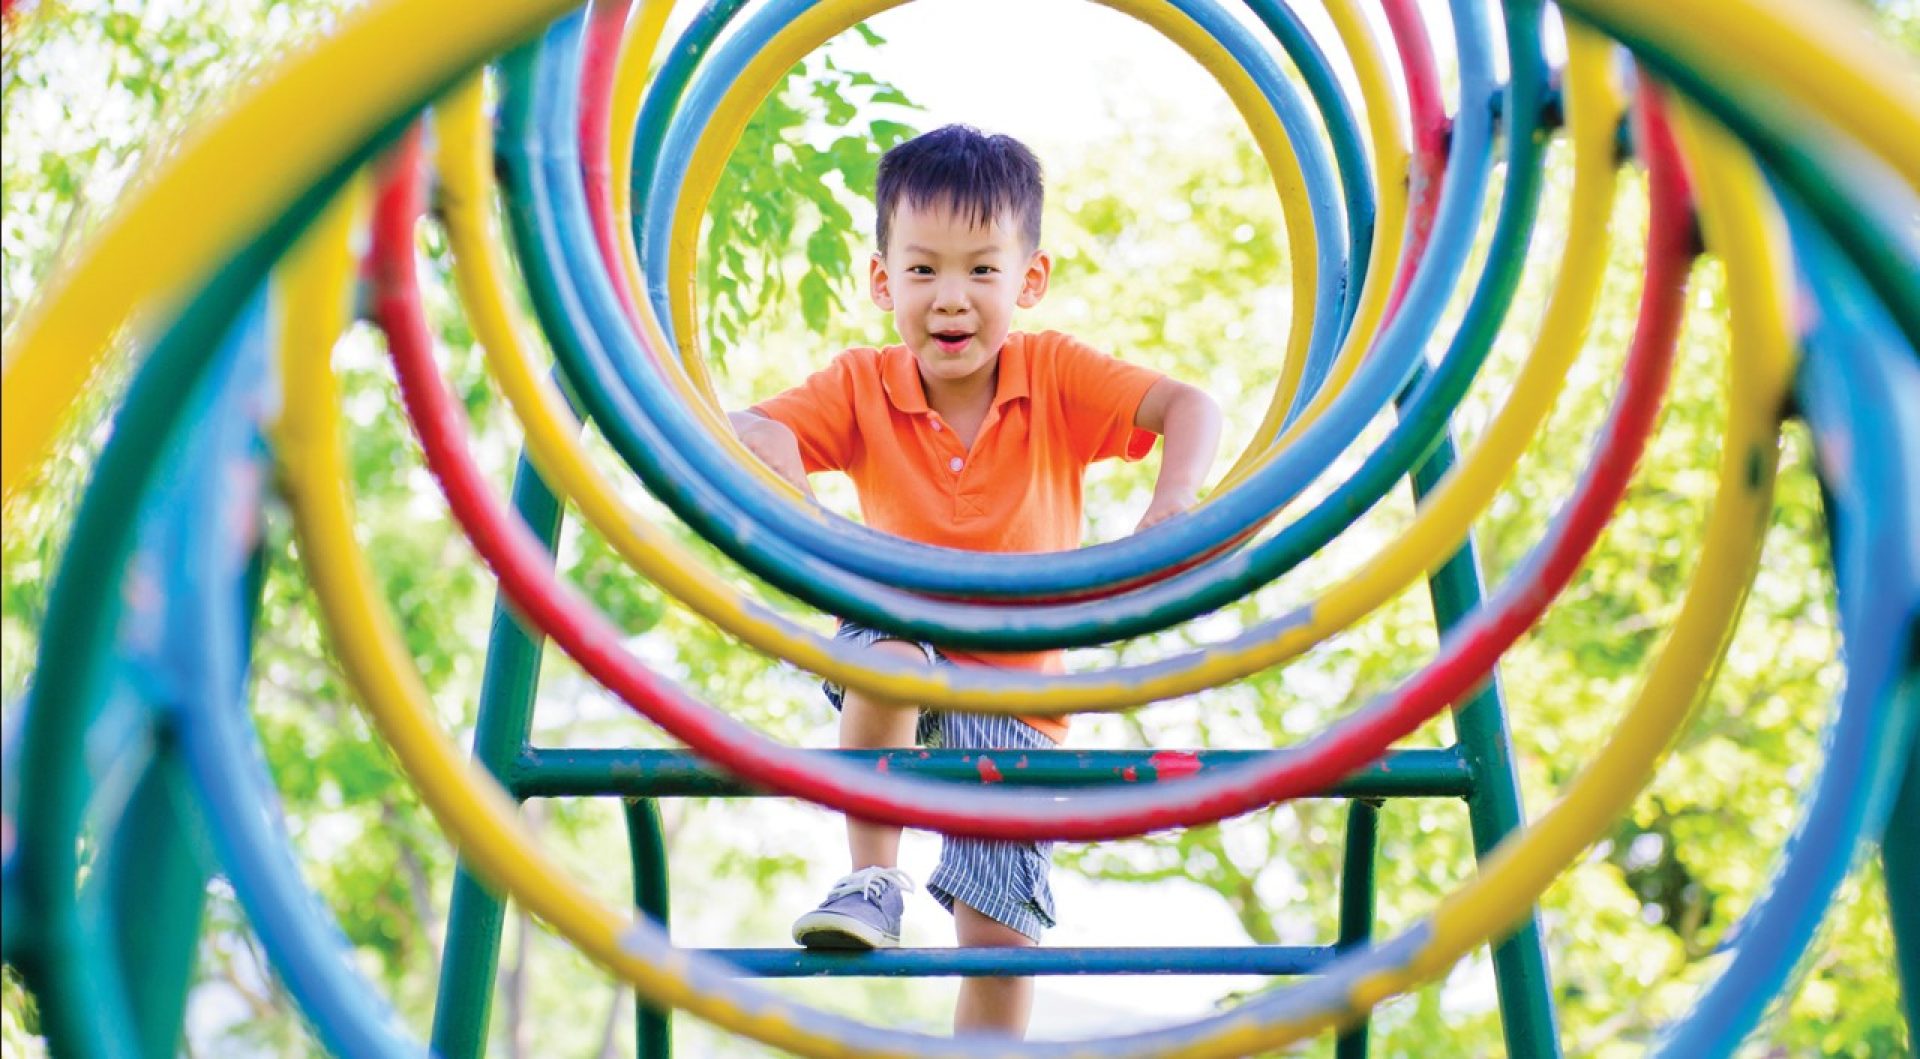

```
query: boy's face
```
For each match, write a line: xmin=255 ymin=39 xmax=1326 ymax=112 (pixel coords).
xmin=869 ymin=201 xmax=1050 ymax=392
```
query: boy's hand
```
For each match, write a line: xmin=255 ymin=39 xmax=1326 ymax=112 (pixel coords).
xmin=1134 ymin=489 xmax=1197 ymax=534
xmin=729 ymin=411 xmax=815 ymax=500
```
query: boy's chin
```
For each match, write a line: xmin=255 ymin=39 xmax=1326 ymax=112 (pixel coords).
xmin=916 ymin=350 xmax=996 ymax=380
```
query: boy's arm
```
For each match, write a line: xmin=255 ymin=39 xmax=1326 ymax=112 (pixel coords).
xmin=1130 ymin=378 xmax=1223 ymax=532
xmin=728 ymin=409 xmax=815 ymax=500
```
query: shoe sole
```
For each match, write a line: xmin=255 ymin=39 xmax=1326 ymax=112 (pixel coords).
xmin=792 ymin=910 xmax=900 ymax=950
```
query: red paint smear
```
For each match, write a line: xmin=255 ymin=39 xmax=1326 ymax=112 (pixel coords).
xmin=1121 ymin=766 xmax=1138 ymax=783
xmin=977 ymin=757 xmax=1003 ymax=784
xmin=1150 ymin=752 xmax=1202 ymax=781
xmin=875 ymin=757 xmax=889 ymax=774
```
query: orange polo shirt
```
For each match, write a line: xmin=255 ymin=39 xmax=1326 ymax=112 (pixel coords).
xmin=754 ymin=330 xmax=1165 ymax=743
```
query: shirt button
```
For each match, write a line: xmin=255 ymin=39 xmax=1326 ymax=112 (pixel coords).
xmin=949 ymin=456 xmax=963 ymax=472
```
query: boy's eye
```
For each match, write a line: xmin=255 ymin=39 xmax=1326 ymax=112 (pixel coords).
xmin=972 ymin=266 xmax=998 ymax=275
xmin=907 ymin=265 xmax=934 ymax=276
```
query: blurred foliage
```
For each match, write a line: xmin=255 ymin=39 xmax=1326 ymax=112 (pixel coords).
xmin=699 ymin=22 xmax=919 ymax=358
xmin=2 ymin=2 xmax=1914 ymax=1058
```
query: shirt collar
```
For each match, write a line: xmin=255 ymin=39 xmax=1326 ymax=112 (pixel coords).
xmin=880 ymin=333 xmax=1031 ymax=416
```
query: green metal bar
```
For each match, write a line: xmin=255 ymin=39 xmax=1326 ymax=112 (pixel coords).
xmin=625 ymin=798 xmax=672 ymax=1058
xmin=1884 ymin=685 xmax=1920 ymax=1033
xmin=1408 ymin=426 xmax=1562 ymax=1058
xmin=1394 ymin=19 xmax=1559 ymax=1055
xmin=707 ymin=945 xmax=1343 ymax=977
xmin=243 ymin=540 xmax=272 ymax=640
xmin=511 ymin=747 xmax=1474 ymax=800
xmin=430 ymin=453 xmax=564 ymax=1059
xmin=1334 ymin=799 xmax=1381 ymax=1059
xmin=99 ymin=739 xmax=211 ymax=1059
xmin=97 ymin=541 xmax=271 ymax=1056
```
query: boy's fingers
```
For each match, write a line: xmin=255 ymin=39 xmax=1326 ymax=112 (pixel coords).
xmin=1134 ymin=498 xmax=1193 ymax=533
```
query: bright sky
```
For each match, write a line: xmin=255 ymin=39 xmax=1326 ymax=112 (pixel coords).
xmin=855 ymin=0 xmax=1369 ymax=152
xmin=858 ymin=0 xmax=1264 ymax=147
xmin=841 ymin=0 xmax=1487 ymax=152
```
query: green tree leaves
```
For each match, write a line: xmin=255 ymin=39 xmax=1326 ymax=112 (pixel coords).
xmin=700 ymin=37 xmax=917 ymax=360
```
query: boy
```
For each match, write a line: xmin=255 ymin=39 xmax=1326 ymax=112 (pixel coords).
xmin=728 ymin=124 xmax=1222 ymax=1038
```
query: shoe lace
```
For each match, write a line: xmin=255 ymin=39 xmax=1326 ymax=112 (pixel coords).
xmin=830 ymin=866 xmax=915 ymax=902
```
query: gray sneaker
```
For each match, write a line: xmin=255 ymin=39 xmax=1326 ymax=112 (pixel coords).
xmin=792 ymin=867 xmax=914 ymax=950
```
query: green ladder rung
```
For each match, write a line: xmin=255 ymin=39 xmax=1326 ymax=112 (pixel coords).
xmin=507 ymin=746 xmax=1474 ymax=799
xmin=708 ymin=945 xmax=1342 ymax=977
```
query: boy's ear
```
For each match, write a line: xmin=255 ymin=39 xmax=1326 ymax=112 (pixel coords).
xmin=869 ymin=252 xmax=893 ymax=311
xmin=1016 ymin=248 xmax=1052 ymax=308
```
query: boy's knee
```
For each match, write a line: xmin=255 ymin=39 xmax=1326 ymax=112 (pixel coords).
xmin=953 ymin=901 xmax=1036 ymax=949
xmin=862 ymin=636 xmax=936 ymax=668
xmin=838 ymin=638 xmax=935 ymax=711
xmin=838 ymin=638 xmax=929 ymax=744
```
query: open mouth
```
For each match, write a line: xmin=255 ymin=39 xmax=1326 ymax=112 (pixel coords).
xmin=931 ymin=331 xmax=973 ymax=353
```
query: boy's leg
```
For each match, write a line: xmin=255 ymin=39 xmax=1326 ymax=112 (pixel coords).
xmin=794 ymin=633 xmax=937 ymax=950
xmin=953 ymin=901 xmax=1036 ymax=1037
xmin=836 ymin=637 xmax=929 ymax=869
xmin=923 ymin=711 xmax=1057 ymax=1040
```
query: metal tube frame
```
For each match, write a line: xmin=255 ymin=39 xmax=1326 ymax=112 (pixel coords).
xmin=430 ymin=455 xmax=567 ymax=1058
xmin=1406 ymin=415 xmax=1562 ymax=1058
xmin=431 ymin=427 xmax=1561 ymax=1055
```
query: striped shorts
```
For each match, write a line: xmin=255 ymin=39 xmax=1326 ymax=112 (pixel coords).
xmin=823 ymin=623 xmax=1058 ymax=942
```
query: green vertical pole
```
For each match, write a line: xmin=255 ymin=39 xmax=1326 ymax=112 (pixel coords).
xmin=1407 ymin=421 xmax=1562 ymax=1058
xmin=1884 ymin=685 xmax=1920 ymax=1033
xmin=1334 ymin=799 xmax=1381 ymax=1059
xmin=99 ymin=740 xmax=212 ymax=1059
xmin=625 ymin=798 xmax=672 ymax=1057
xmin=94 ymin=542 xmax=270 ymax=1057
xmin=431 ymin=453 xmax=564 ymax=1057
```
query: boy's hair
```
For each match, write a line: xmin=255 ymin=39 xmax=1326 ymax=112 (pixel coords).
xmin=875 ymin=124 xmax=1044 ymax=253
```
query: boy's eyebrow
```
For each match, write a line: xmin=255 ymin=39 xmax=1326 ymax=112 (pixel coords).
xmin=901 ymin=243 xmax=1007 ymax=256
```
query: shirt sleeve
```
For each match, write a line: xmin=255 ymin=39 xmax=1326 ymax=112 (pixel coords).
xmin=1051 ymin=333 xmax=1166 ymax=464
xmin=750 ymin=351 xmax=862 ymax=473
